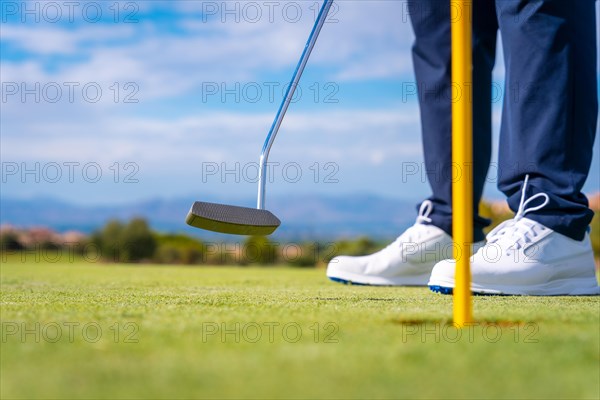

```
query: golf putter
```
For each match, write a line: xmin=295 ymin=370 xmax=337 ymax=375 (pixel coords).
xmin=186 ymin=0 xmax=334 ymax=235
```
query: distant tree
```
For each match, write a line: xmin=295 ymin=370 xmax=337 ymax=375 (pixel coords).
xmin=90 ymin=220 xmax=124 ymax=262
xmin=154 ymin=233 xmax=204 ymax=265
xmin=332 ymin=237 xmax=381 ymax=259
xmin=353 ymin=237 xmax=377 ymax=255
xmin=285 ymin=242 xmax=319 ymax=267
xmin=37 ymin=241 xmax=61 ymax=251
xmin=90 ymin=218 xmax=156 ymax=263
xmin=120 ymin=218 xmax=156 ymax=262
xmin=0 ymin=232 xmax=24 ymax=251
xmin=154 ymin=245 xmax=181 ymax=264
xmin=242 ymin=236 xmax=277 ymax=265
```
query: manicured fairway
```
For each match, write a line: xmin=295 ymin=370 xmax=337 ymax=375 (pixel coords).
xmin=1 ymin=260 xmax=599 ymax=399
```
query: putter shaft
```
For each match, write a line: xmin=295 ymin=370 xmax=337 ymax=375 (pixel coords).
xmin=257 ymin=0 xmax=334 ymax=210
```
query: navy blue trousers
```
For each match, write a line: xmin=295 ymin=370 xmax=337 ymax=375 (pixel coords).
xmin=408 ymin=0 xmax=598 ymax=242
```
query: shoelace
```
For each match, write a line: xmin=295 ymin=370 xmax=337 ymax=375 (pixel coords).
xmin=377 ymin=200 xmax=435 ymax=253
xmin=416 ymin=200 xmax=433 ymax=224
xmin=486 ymin=175 xmax=550 ymax=252
xmin=394 ymin=200 xmax=435 ymax=245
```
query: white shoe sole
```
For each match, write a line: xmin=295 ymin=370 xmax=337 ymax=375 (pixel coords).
xmin=327 ymin=268 xmax=431 ymax=286
xmin=429 ymin=276 xmax=600 ymax=296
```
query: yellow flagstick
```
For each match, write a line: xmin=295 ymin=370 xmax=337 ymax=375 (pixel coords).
xmin=451 ymin=0 xmax=473 ymax=327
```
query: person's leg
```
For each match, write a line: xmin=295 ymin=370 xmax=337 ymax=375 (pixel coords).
xmin=326 ymin=1 xmax=498 ymax=286
xmin=428 ymin=0 xmax=599 ymax=296
xmin=408 ymin=0 xmax=497 ymax=242
xmin=496 ymin=0 xmax=598 ymax=240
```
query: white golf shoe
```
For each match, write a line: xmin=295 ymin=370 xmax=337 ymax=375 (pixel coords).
xmin=327 ymin=201 xmax=483 ymax=286
xmin=429 ymin=176 xmax=600 ymax=296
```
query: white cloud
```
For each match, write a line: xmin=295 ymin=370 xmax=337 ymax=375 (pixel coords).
xmin=1 ymin=1 xmax=416 ymax=103
xmin=1 ymin=105 xmax=422 ymax=166
xmin=0 ymin=24 xmax=136 ymax=55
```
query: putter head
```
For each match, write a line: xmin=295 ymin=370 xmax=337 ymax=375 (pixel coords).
xmin=186 ymin=201 xmax=281 ymax=235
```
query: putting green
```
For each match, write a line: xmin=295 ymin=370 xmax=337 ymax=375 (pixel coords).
xmin=1 ymin=260 xmax=598 ymax=399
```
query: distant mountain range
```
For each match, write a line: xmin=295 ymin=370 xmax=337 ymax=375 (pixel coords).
xmin=0 ymin=194 xmax=420 ymax=241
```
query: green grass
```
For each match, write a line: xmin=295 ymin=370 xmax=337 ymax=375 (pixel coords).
xmin=1 ymin=259 xmax=599 ymax=399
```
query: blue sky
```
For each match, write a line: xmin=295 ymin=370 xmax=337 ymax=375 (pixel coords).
xmin=1 ymin=0 xmax=599 ymax=207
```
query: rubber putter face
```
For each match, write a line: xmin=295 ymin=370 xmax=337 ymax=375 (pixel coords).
xmin=186 ymin=201 xmax=281 ymax=235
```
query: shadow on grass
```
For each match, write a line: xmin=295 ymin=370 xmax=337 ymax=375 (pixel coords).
xmin=313 ymin=297 xmax=397 ymax=302
xmin=391 ymin=318 xmax=527 ymax=327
